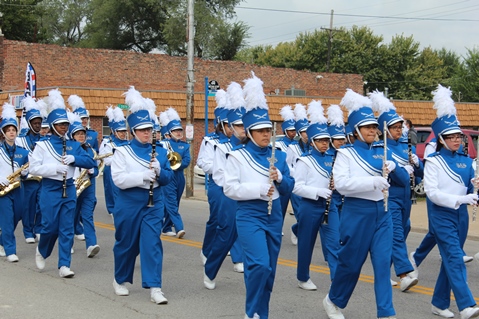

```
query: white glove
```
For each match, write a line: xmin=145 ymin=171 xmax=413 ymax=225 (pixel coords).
xmin=457 ymin=194 xmax=478 ymax=206
xmin=317 ymin=188 xmax=332 ymax=199
xmin=143 ymin=170 xmax=156 ymax=182
xmin=372 ymin=176 xmax=390 ymax=190
xmin=403 ymin=165 xmax=414 ymax=175
xmin=410 ymin=154 xmax=420 ymax=167
xmin=62 ymin=155 xmax=75 ymax=165
xmin=21 ymin=169 xmax=29 ymax=177
xmin=88 ymin=168 xmax=95 ymax=174
xmin=150 ymin=159 xmax=161 ymax=175
xmin=0 ymin=177 xmax=10 ymax=186
xmin=56 ymin=164 xmax=69 ymax=174
xmin=385 ymin=160 xmax=396 ymax=172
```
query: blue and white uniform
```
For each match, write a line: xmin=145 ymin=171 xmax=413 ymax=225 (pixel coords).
xmin=224 ymin=141 xmax=294 ymax=319
xmin=111 ymin=138 xmax=173 ymax=288
xmin=85 ymin=128 xmax=99 ymax=152
xmin=277 ymin=136 xmax=297 ymax=218
xmin=29 ymin=135 xmax=95 ymax=269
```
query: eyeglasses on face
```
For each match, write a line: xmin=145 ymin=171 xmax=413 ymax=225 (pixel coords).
xmin=444 ymin=134 xmax=464 ymax=141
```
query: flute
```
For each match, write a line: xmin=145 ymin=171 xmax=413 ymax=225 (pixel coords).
xmin=147 ymin=130 xmax=157 ymax=207
xmin=473 ymin=138 xmax=479 ymax=221
xmin=323 ymin=154 xmax=337 ymax=225
xmin=408 ymin=133 xmax=417 ymax=205
xmin=62 ymin=135 xmax=67 ymax=198
xmin=267 ymin=122 xmax=277 ymax=215
xmin=383 ymin=121 xmax=389 ymax=211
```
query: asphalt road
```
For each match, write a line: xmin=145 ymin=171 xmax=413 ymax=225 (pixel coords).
xmin=1 ymin=177 xmax=479 ymax=319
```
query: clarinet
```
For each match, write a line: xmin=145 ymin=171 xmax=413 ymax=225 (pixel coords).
xmin=323 ymin=154 xmax=336 ymax=225
xmin=267 ymin=122 xmax=277 ymax=215
xmin=62 ymin=135 xmax=67 ymax=198
xmin=383 ymin=121 xmax=389 ymax=211
xmin=147 ymin=130 xmax=157 ymax=207
xmin=408 ymin=134 xmax=417 ymax=205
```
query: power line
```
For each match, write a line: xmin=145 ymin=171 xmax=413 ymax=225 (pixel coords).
xmin=237 ymin=6 xmax=479 ymax=22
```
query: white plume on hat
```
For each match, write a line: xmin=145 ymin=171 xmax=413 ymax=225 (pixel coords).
xmin=123 ymin=86 xmax=146 ymax=113
xmin=308 ymin=100 xmax=327 ymax=125
xmin=23 ymin=96 xmax=38 ymax=112
xmin=20 ymin=117 xmax=28 ymax=130
xmin=106 ymin=106 xmax=115 ymax=122
xmin=226 ymin=82 xmax=245 ymax=110
xmin=144 ymin=98 xmax=159 ymax=125
xmin=432 ymin=85 xmax=456 ymax=118
xmin=47 ymin=89 xmax=66 ymax=111
xmin=113 ymin=107 xmax=126 ymax=123
xmin=327 ymin=105 xmax=345 ymax=127
xmin=243 ymin=71 xmax=268 ymax=112
xmin=2 ymin=102 xmax=17 ymax=122
xmin=67 ymin=111 xmax=82 ymax=124
xmin=368 ymin=90 xmax=395 ymax=115
xmin=67 ymin=95 xmax=85 ymax=111
xmin=215 ymin=89 xmax=228 ymax=110
xmin=294 ymin=103 xmax=307 ymax=121
xmin=340 ymin=89 xmax=371 ymax=114
xmin=37 ymin=99 xmax=48 ymax=118
xmin=280 ymin=105 xmax=295 ymax=122
xmin=159 ymin=111 xmax=170 ymax=127
xmin=166 ymin=107 xmax=180 ymax=122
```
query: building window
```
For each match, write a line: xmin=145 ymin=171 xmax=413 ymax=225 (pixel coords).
xmin=102 ymin=117 xmax=110 ymax=137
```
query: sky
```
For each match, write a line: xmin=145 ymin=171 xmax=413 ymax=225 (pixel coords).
xmin=234 ymin=0 xmax=479 ymax=58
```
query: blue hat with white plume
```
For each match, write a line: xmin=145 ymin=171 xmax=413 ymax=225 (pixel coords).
xmin=159 ymin=111 xmax=170 ymax=137
xmin=431 ymin=85 xmax=461 ymax=137
xmin=327 ymin=105 xmax=345 ymax=139
xmin=1 ymin=102 xmax=18 ymax=131
xmin=226 ymin=82 xmax=246 ymax=125
xmin=19 ymin=117 xmax=29 ymax=136
xmin=144 ymin=98 xmax=160 ymax=131
xmin=112 ymin=107 xmax=127 ymax=131
xmin=340 ymin=89 xmax=377 ymax=132
xmin=242 ymin=71 xmax=272 ymax=131
xmin=124 ymin=86 xmax=152 ymax=131
xmin=369 ymin=90 xmax=403 ymax=132
xmin=306 ymin=100 xmax=329 ymax=142
xmin=294 ymin=103 xmax=309 ymax=133
xmin=68 ymin=111 xmax=85 ymax=140
xmin=68 ymin=95 xmax=89 ymax=118
xmin=214 ymin=89 xmax=229 ymax=125
xmin=280 ymin=105 xmax=296 ymax=132
xmin=37 ymin=99 xmax=49 ymax=128
xmin=23 ymin=96 xmax=42 ymax=122
xmin=46 ymin=89 xmax=69 ymax=126
xmin=166 ymin=108 xmax=182 ymax=133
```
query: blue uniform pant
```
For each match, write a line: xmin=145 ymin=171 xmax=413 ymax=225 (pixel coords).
xmin=162 ymin=170 xmax=185 ymax=233
xmin=389 ymin=193 xmax=414 ymax=276
xmin=290 ymin=193 xmax=302 ymax=236
xmin=202 ymin=178 xmax=220 ymax=257
xmin=37 ymin=179 xmax=76 ymax=269
xmin=297 ymin=198 xmax=339 ymax=282
xmin=429 ymin=202 xmax=475 ymax=311
xmin=320 ymin=191 xmax=342 ymax=264
xmin=0 ymin=188 xmax=23 ymax=256
xmin=103 ymin=166 xmax=116 ymax=215
xmin=205 ymin=190 xmax=244 ymax=280
xmin=74 ymin=181 xmax=98 ymax=248
xmin=21 ymin=180 xmax=41 ymax=239
xmin=236 ymin=199 xmax=282 ymax=319
xmin=114 ymin=187 xmax=165 ymax=288
xmin=329 ymin=198 xmax=395 ymax=318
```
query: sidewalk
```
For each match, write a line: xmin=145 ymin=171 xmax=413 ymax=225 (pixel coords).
xmin=186 ymin=186 xmax=479 ymax=240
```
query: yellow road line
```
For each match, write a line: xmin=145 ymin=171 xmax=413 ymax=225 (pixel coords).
xmin=94 ymin=221 xmax=479 ymax=302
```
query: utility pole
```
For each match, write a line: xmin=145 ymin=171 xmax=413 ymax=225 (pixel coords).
xmin=185 ymin=0 xmax=195 ymax=198
xmin=321 ymin=10 xmax=342 ymax=73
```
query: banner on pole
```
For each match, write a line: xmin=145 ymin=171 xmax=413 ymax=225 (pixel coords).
xmin=24 ymin=62 xmax=36 ymax=99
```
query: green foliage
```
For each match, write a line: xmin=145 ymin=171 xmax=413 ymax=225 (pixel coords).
xmin=453 ymin=48 xmax=479 ymax=102
xmin=0 ymin=0 xmax=48 ymax=42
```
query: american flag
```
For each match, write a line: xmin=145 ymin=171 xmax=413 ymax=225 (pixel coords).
xmin=24 ymin=62 xmax=36 ymax=99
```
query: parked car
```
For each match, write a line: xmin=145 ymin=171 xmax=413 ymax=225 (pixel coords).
xmin=415 ymin=127 xmax=479 ymax=160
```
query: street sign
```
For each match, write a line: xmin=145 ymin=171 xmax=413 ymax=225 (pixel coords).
xmin=208 ymin=80 xmax=220 ymax=91
xmin=117 ymin=103 xmax=129 ymax=110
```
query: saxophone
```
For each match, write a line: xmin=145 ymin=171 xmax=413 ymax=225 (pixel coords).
xmin=75 ymin=168 xmax=91 ymax=197
xmin=95 ymin=152 xmax=114 ymax=176
xmin=0 ymin=163 xmax=30 ymax=196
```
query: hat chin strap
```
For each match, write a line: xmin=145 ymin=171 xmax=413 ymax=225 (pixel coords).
xmin=438 ymin=135 xmax=451 ymax=151
xmin=28 ymin=120 xmax=41 ymax=135
xmin=247 ymin=130 xmax=261 ymax=148
xmin=355 ymin=127 xmax=367 ymax=143
xmin=1 ymin=129 xmax=16 ymax=144
xmin=51 ymin=125 xmax=66 ymax=138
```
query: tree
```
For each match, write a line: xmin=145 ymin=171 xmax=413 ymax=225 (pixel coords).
xmin=454 ymin=48 xmax=479 ymax=102
xmin=0 ymin=0 xmax=48 ymax=42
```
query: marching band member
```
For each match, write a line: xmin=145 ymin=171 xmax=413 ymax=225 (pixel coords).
xmin=71 ymin=96 xmax=99 ymax=153
xmin=0 ymin=103 xmax=30 ymax=262
xmin=370 ymin=90 xmax=422 ymax=292
xmin=68 ymin=111 xmax=100 ymax=258
xmin=288 ymin=103 xmax=309 ymax=245
xmin=161 ymin=107 xmax=190 ymax=238
xmin=29 ymin=89 xmax=95 ymax=278
xmin=223 ymin=72 xmax=294 ymax=319
xmin=278 ymin=105 xmax=299 ymax=218
xmin=111 ymin=87 xmax=173 ymax=304
xmin=99 ymin=106 xmax=128 ymax=218
xmin=15 ymin=96 xmax=43 ymax=243
xmin=198 ymin=101 xmax=223 ymax=264
xmin=422 ymin=85 xmax=479 ymax=319
xmin=323 ymin=89 xmax=408 ymax=319
xmin=203 ymin=84 xmax=245 ymax=290
xmin=292 ymin=100 xmax=336 ymax=290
